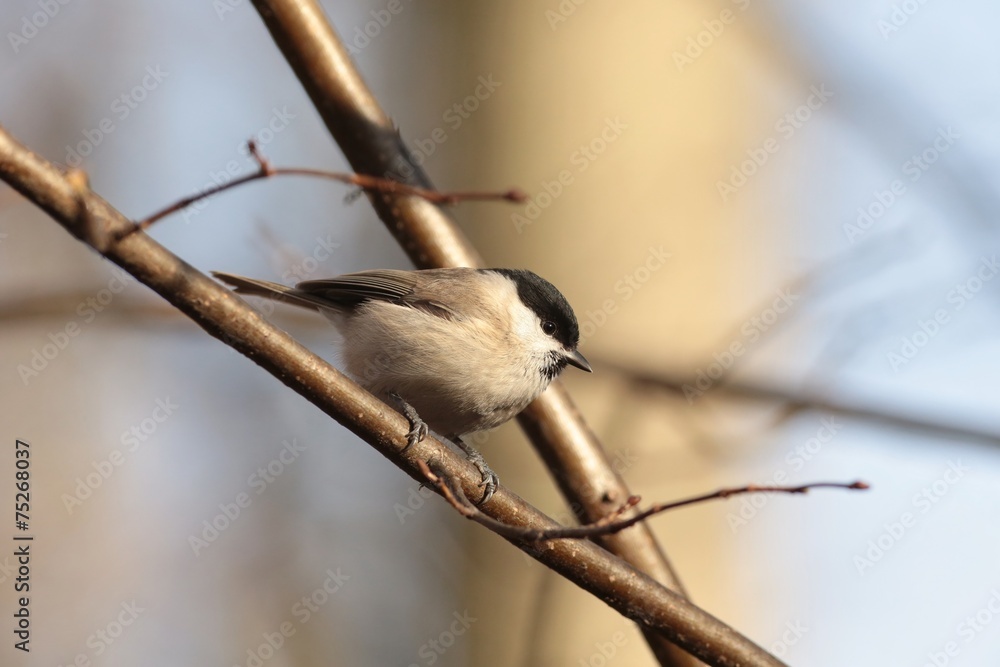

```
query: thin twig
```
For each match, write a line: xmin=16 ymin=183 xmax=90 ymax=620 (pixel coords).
xmin=558 ymin=480 xmax=869 ymax=540
xmin=418 ymin=459 xmax=642 ymax=541
xmin=420 ymin=460 xmax=868 ymax=541
xmin=126 ymin=140 xmax=525 ymax=235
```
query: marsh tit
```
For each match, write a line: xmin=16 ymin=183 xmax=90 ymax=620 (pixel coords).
xmin=212 ymin=267 xmax=592 ymax=503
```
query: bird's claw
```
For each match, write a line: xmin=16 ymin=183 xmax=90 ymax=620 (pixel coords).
xmin=391 ymin=393 xmax=429 ymax=451
xmin=405 ymin=420 xmax=429 ymax=450
xmin=452 ymin=435 xmax=500 ymax=505
xmin=475 ymin=466 xmax=500 ymax=506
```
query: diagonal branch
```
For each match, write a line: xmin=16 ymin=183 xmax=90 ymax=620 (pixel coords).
xmin=246 ymin=2 xmax=697 ymax=664
xmin=0 ymin=122 xmax=783 ymax=667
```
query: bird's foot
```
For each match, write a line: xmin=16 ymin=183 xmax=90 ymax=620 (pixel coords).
xmin=390 ymin=393 xmax=429 ymax=450
xmin=454 ymin=436 xmax=499 ymax=505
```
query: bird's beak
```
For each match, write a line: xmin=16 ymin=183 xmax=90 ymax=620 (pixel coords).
xmin=565 ymin=349 xmax=593 ymax=373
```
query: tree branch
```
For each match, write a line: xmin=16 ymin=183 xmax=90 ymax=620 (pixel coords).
xmin=246 ymin=2 xmax=697 ymax=664
xmin=421 ymin=463 xmax=868 ymax=542
xmin=613 ymin=361 xmax=1000 ymax=448
xmin=0 ymin=123 xmax=784 ymax=667
xmin=129 ymin=140 xmax=525 ymax=233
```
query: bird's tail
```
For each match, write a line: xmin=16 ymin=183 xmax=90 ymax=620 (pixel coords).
xmin=212 ymin=272 xmax=334 ymax=311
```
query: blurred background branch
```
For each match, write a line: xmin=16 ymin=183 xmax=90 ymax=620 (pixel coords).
xmin=7 ymin=293 xmax=998 ymax=451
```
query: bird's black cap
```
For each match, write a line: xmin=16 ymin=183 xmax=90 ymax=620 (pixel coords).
xmin=488 ymin=269 xmax=581 ymax=350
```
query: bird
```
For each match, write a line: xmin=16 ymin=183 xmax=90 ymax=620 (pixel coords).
xmin=212 ymin=267 xmax=592 ymax=503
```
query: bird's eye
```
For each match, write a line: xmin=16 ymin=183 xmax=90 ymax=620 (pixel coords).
xmin=541 ymin=320 xmax=557 ymax=336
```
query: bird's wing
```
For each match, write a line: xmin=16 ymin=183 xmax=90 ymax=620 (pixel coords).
xmin=296 ymin=269 xmax=462 ymax=319
xmin=296 ymin=270 xmax=418 ymax=302
xmin=212 ymin=271 xmax=338 ymax=311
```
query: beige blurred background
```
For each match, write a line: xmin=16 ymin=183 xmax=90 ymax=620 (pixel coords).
xmin=3 ymin=1 xmax=1000 ymax=666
